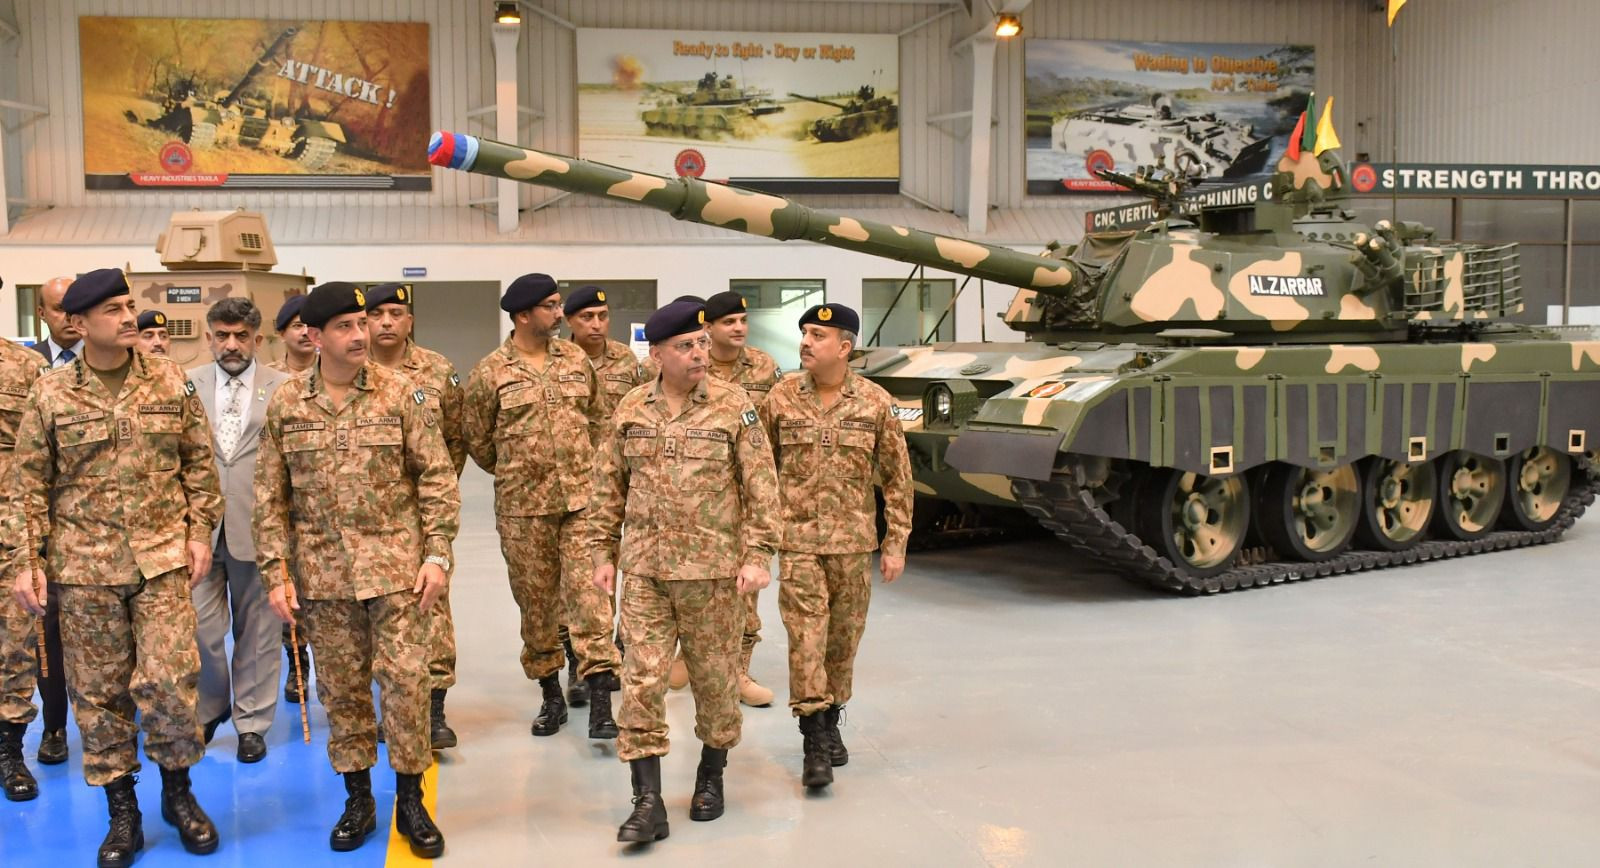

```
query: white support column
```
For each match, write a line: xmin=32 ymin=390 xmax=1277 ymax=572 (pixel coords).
xmin=965 ymin=38 xmax=996 ymax=235
xmin=0 ymin=122 xmax=9 ymax=236
xmin=490 ymin=21 xmax=522 ymax=234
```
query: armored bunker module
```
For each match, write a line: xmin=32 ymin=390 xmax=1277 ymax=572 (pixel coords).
xmin=126 ymin=209 xmax=313 ymax=369
xmin=427 ymin=129 xmax=1600 ymax=595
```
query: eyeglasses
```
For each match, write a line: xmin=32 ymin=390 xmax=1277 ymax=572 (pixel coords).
xmin=534 ymin=300 xmax=562 ymax=311
xmin=668 ymin=336 xmax=712 ymax=353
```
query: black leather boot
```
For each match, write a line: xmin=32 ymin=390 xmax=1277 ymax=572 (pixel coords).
xmin=429 ymin=688 xmax=457 ymax=749
xmin=1 ymin=721 xmax=37 ymax=801
xmin=530 ymin=674 xmax=567 ymax=737
xmin=824 ymin=705 xmax=849 ymax=767
xmin=98 ymin=773 xmax=143 ymax=868
xmin=798 ymin=713 xmax=834 ymax=789
xmin=689 ymin=745 xmax=727 ymax=821
xmin=617 ymin=756 xmax=669 ymax=843
xmin=565 ymin=637 xmax=589 ymax=707
xmin=330 ymin=768 xmax=377 ymax=851
xmin=395 ymin=771 xmax=445 ymax=858
xmin=284 ymin=638 xmax=311 ymax=704
xmin=587 ymin=673 xmax=618 ymax=739
xmin=159 ymin=765 xmax=219 ymax=854
xmin=37 ymin=727 xmax=68 ymax=765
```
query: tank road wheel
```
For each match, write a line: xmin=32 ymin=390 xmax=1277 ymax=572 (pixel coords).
xmin=1135 ymin=469 xmax=1250 ymax=578
xmin=1500 ymin=446 xmax=1571 ymax=531
xmin=1354 ymin=458 xmax=1437 ymax=552
xmin=186 ymin=121 xmax=216 ymax=149
xmin=292 ymin=136 xmax=337 ymax=170
xmin=1257 ymin=463 xmax=1361 ymax=561
xmin=1430 ymin=451 xmax=1507 ymax=541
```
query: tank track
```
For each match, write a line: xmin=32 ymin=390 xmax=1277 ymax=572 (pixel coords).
xmin=1011 ymin=459 xmax=1600 ymax=595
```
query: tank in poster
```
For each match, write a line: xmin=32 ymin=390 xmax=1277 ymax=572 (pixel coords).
xmin=1025 ymin=39 xmax=1314 ymax=194
xmin=79 ymin=16 xmax=431 ymax=190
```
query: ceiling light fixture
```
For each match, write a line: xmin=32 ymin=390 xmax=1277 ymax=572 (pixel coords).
xmin=994 ymin=14 xmax=1022 ymax=39
xmin=494 ymin=2 xmax=522 ymax=25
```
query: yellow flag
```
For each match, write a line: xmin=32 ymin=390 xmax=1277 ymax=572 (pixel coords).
xmin=1388 ymin=0 xmax=1407 ymax=26
xmin=1313 ymin=96 xmax=1341 ymax=155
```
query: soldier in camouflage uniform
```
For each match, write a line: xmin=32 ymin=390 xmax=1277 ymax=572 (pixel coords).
xmin=585 ymin=300 xmax=780 ymax=843
xmin=699 ymin=290 xmax=782 ymax=707
xmin=265 ymin=294 xmax=316 ymax=704
xmin=463 ymin=273 xmax=618 ymax=741
xmin=560 ymin=284 xmax=645 ymax=705
xmin=254 ymin=282 xmax=458 ymax=859
xmin=135 ymin=310 xmax=171 ymax=356
xmin=11 ymin=268 xmax=224 ymax=867
xmin=762 ymin=304 xmax=912 ymax=790
xmin=366 ymin=283 xmax=467 ymax=750
xmin=0 ymin=331 xmax=49 ymax=802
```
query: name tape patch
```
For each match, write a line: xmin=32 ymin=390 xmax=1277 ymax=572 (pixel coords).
xmin=1248 ymin=275 xmax=1326 ymax=297
xmin=283 ymin=421 xmax=327 ymax=433
xmin=686 ymin=428 xmax=730 ymax=442
xmin=138 ymin=403 xmax=182 ymax=415
xmin=56 ymin=410 xmax=106 ymax=426
xmin=357 ymin=416 xmax=402 ymax=427
xmin=624 ymin=426 xmax=657 ymax=439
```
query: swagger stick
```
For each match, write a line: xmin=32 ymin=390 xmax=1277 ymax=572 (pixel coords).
xmin=282 ymin=562 xmax=311 ymax=743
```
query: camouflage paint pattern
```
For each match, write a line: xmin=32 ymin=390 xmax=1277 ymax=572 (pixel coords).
xmin=616 ymin=576 xmax=742 ymax=761
xmin=0 ymin=338 xmax=47 ymax=724
xmin=0 ymin=583 xmax=37 ymax=725
xmin=497 ymin=512 xmax=581 ymax=681
xmin=462 ymin=336 xmax=601 ymax=517
xmin=1051 ymin=94 xmax=1269 ymax=179
xmin=58 ymin=571 xmax=204 ymax=786
xmin=778 ymin=552 xmax=873 ymax=717
xmin=582 ymin=376 xmax=781 ymax=581
xmin=254 ymin=362 xmax=458 ymax=601
xmin=300 ymin=592 xmax=431 ymax=774
xmin=14 ymin=352 xmax=223 ymax=585
xmin=587 ymin=339 xmax=649 ymax=447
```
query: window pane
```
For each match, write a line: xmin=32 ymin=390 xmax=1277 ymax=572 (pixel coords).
xmin=555 ymin=279 xmax=658 ymax=344
xmin=728 ymin=279 xmax=824 ymax=371
xmin=1458 ymin=198 xmax=1566 ymax=243
xmin=13 ymin=285 xmax=39 ymax=341
xmin=862 ymin=278 xmax=955 ymax=347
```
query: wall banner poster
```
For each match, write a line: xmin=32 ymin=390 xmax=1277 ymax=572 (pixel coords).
xmin=1025 ymin=39 xmax=1314 ymax=195
xmin=80 ymin=16 xmax=432 ymax=191
xmin=577 ymin=28 xmax=899 ymax=193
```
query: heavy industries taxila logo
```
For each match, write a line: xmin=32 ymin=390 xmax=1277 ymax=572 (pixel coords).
xmin=1247 ymin=275 xmax=1325 ymax=297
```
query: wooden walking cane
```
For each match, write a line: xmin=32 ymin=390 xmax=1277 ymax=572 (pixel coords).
xmin=282 ymin=561 xmax=311 ymax=743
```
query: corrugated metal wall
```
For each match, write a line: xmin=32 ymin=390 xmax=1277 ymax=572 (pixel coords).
xmin=3 ymin=0 xmax=1596 ymax=237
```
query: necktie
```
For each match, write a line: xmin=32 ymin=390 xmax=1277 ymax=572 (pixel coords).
xmin=217 ymin=378 xmax=245 ymax=457
xmin=56 ymin=348 xmax=74 ymax=367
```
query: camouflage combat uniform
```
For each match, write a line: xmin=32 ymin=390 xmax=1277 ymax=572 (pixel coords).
xmin=0 ymin=339 xmax=48 ymax=728
xmin=705 ymin=345 xmax=782 ymax=675
xmin=262 ymin=357 xmax=315 ymax=673
xmin=385 ymin=341 xmax=466 ymax=692
xmin=761 ymin=370 xmax=913 ymax=716
xmin=588 ymin=339 xmax=649 ymax=445
xmin=584 ymin=377 xmax=781 ymax=761
xmin=253 ymin=362 xmax=459 ymax=775
xmin=13 ymin=352 xmax=223 ymax=786
xmin=462 ymin=337 xmax=616 ymax=681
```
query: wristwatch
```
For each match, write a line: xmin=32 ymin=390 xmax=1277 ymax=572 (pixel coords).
xmin=424 ymin=555 xmax=451 ymax=572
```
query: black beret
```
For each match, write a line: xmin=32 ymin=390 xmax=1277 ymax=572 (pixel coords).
xmin=645 ymin=300 xmax=707 ymax=344
xmin=365 ymin=282 xmax=411 ymax=311
xmin=704 ymin=290 xmax=750 ymax=322
xmin=137 ymin=310 xmax=168 ymax=331
xmin=671 ymin=294 xmax=704 ymax=304
xmin=563 ymin=285 xmax=608 ymax=316
xmin=275 ymin=294 xmax=307 ymax=332
xmin=62 ymin=268 xmax=131 ymax=315
xmin=301 ymin=282 xmax=367 ymax=330
xmin=799 ymin=303 xmax=860 ymax=335
xmin=501 ymin=273 xmax=558 ymax=313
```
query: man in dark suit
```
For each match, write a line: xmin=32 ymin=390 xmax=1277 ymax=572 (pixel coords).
xmin=27 ymin=276 xmax=77 ymax=766
xmin=188 ymin=298 xmax=291 ymax=764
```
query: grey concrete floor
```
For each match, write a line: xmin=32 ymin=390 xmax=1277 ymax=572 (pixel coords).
xmin=438 ymin=464 xmax=1600 ymax=866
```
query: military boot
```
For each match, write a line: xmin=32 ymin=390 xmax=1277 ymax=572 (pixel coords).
xmin=564 ymin=636 xmax=589 ymax=707
xmin=37 ymin=727 xmax=67 ymax=765
xmin=0 ymin=720 xmax=38 ymax=801
xmin=284 ymin=638 xmax=311 ymax=704
xmin=824 ymin=705 xmax=849 ymax=766
xmin=429 ymin=688 xmax=457 ymax=750
xmin=395 ymin=772 xmax=445 ymax=858
xmin=617 ymin=756 xmax=669 ymax=843
xmin=330 ymin=768 xmax=378 ymax=851
xmin=98 ymin=773 xmax=143 ymax=868
xmin=159 ymin=765 xmax=219 ymax=854
xmin=738 ymin=644 xmax=773 ymax=707
xmin=587 ymin=673 xmax=618 ymax=739
xmin=530 ymin=674 xmax=567 ymax=737
xmin=689 ymin=745 xmax=728 ymax=821
xmin=798 ymin=713 xmax=834 ymax=789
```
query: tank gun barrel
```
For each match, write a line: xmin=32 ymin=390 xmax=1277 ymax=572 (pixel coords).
xmin=427 ymin=132 xmax=1085 ymax=295
xmin=220 ymin=26 xmax=299 ymax=109
xmin=787 ymin=92 xmax=848 ymax=110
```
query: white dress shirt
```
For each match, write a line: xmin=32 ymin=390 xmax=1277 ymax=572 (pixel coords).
xmin=42 ymin=336 xmax=85 ymax=367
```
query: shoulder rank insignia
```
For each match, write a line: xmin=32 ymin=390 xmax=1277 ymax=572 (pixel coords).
xmin=449 ymin=372 xmax=460 ymax=387
xmin=413 ymin=389 xmax=426 ymax=405
xmin=740 ymin=409 xmax=758 ymax=427
xmin=184 ymin=380 xmax=196 ymax=396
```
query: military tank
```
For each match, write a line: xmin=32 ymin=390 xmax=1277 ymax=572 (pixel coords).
xmin=1052 ymin=93 xmax=1271 ymax=180
xmin=787 ymin=86 xmax=899 ymax=142
xmin=639 ymin=72 xmax=785 ymax=139
xmin=427 ymin=129 xmax=1600 ymax=595
xmin=128 ymin=26 xmax=345 ymax=169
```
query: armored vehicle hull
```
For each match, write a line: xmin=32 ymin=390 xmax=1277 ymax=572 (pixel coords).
xmin=640 ymin=72 xmax=784 ymax=140
xmin=428 ymin=130 xmax=1600 ymax=595
xmin=1052 ymin=94 xmax=1270 ymax=179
